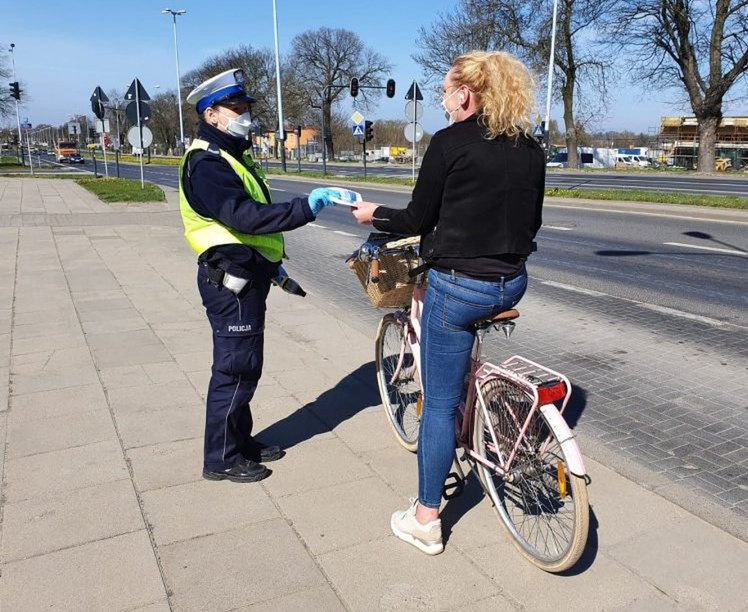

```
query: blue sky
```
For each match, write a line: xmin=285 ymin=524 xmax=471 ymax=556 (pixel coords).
xmin=0 ymin=0 xmax=715 ymax=134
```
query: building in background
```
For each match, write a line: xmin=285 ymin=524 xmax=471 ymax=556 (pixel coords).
xmin=659 ymin=116 xmax=748 ymax=170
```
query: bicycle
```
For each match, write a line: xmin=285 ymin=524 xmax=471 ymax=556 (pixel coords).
xmin=348 ymin=233 xmax=590 ymax=573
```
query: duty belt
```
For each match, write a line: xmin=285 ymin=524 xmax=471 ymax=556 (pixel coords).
xmin=200 ymin=260 xmax=250 ymax=294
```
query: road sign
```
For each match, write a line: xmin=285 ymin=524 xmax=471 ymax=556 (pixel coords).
xmin=90 ymin=86 xmax=109 ymax=120
xmin=125 ymin=100 xmax=151 ymax=125
xmin=352 ymin=124 xmax=364 ymax=138
xmin=405 ymin=81 xmax=423 ymax=101
xmin=21 ymin=121 xmax=32 ymax=130
xmin=125 ymin=78 xmax=150 ymax=102
xmin=404 ymin=122 xmax=423 ymax=143
xmin=96 ymin=119 xmax=111 ymax=134
xmin=533 ymin=124 xmax=543 ymax=138
xmin=404 ymin=100 xmax=423 ymax=122
xmin=68 ymin=122 xmax=81 ymax=136
xmin=350 ymin=110 xmax=364 ymax=125
xmin=127 ymin=125 xmax=153 ymax=149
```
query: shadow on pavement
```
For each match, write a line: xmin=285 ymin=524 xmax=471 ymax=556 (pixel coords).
xmin=558 ymin=506 xmax=599 ymax=576
xmin=254 ymin=361 xmax=380 ymax=449
xmin=440 ymin=471 xmax=484 ymax=545
xmin=563 ymin=384 xmax=588 ymax=429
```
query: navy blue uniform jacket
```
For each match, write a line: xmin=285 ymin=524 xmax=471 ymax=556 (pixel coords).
xmin=183 ymin=121 xmax=314 ymax=278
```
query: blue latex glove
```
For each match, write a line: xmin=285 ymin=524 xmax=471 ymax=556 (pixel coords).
xmin=307 ymin=188 xmax=337 ymax=216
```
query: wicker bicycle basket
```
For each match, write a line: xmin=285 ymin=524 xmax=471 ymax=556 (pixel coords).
xmin=348 ymin=236 xmax=422 ymax=308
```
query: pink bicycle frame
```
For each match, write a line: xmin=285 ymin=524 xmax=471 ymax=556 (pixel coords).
xmin=388 ymin=283 xmax=427 ymax=389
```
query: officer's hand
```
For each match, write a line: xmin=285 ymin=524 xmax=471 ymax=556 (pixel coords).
xmin=272 ymin=265 xmax=306 ymax=297
xmin=307 ymin=188 xmax=337 ymax=217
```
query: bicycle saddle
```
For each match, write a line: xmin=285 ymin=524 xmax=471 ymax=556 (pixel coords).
xmin=474 ymin=309 xmax=520 ymax=330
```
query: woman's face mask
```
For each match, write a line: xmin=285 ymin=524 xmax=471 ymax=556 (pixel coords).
xmin=441 ymin=87 xmax=464 ymax=125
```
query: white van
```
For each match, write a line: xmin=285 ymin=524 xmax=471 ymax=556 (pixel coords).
xmin=616 ymin=154 xmax=651 ymax=167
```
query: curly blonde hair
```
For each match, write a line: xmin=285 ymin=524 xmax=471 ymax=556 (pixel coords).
xmin=451 ymin=50 xmax=536 ymax=139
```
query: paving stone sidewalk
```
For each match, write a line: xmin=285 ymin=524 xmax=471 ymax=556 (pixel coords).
xmin=0 ymin=178 xmax=746 ymax=611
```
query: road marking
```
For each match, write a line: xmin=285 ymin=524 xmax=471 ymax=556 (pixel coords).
xmin=333 ymin=230 xmax=359 ymax=237
xmin=638 ymin=303 xmax=727 ymax=327
xmin=308 ymin=223 xmax=327 ymax=228
xmin=663 ymin=242 xmax=747 ymax=257
xmin=542 ymin=224 xmax=574 ymax=231
xmin=537 ymin=278 xmax=738 ymax=328
xmin=539 ymin=280 xmax=606 ymax=296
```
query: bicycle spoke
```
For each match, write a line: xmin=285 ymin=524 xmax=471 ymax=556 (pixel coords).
xmin=473 ymin=377 xmax=587 ymax=567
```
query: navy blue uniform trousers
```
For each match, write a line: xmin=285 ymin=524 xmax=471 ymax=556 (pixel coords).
xmin=197 ymin=264 xmax=271 ymax=471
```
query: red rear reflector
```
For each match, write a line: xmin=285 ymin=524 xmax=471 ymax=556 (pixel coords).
xmin=537 ymin=381 xmax=566 ymax=405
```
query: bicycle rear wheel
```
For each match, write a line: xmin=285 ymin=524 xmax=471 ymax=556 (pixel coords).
xmin=375 ymin=314 xmax=421 ymax=452
xmin=471 ymin=377 xmax=589 ymax=572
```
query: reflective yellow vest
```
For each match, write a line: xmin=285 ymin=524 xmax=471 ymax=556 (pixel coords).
xmin=178 ymin=138 xmax=285 ymax=262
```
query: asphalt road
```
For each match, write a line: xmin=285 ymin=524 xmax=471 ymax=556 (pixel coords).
xmin=266 ymin=178 xmax=748 ymax=328
xmin=35 ymin=153 xmax=748 ymax=325
xmin=36 ymin=153 xmax=748 ymax=196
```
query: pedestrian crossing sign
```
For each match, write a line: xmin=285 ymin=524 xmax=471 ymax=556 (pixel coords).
xmin=352 ymin=124 xmax=364 ymax=137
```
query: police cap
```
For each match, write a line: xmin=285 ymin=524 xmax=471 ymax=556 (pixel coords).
xmin=186 ymin=68 xmax=257 ymax=114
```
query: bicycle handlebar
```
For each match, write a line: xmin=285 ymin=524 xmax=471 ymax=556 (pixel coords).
xmin=370 ymin=258 xmax=380 ymax=283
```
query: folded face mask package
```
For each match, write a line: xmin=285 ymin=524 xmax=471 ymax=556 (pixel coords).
xmin=326 ymin=187 xmax=362 ymax=207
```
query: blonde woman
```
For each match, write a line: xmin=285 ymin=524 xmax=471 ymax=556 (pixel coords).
xmin=353 ymin=51 xmax=545 ymax=554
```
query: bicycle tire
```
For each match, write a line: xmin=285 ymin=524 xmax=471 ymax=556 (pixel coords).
xmin=375 ymin=313 xmax=421 ymax=452
xmin=471 ymin=377 xmax=589 ymax=572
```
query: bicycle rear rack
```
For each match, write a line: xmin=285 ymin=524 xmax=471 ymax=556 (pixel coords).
xmin=477 ymin=355 xmax=572 ymax=414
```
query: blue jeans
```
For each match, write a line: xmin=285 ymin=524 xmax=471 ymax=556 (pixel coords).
xmin=418 ymin=267 xmax=528 ymax=508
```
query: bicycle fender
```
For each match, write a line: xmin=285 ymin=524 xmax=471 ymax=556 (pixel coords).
xmin=539 ymin=404 xmax=587 ymax=477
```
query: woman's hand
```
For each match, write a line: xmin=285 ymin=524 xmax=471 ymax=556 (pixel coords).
xmin=352 ymin=201 xmax=378 ymax=225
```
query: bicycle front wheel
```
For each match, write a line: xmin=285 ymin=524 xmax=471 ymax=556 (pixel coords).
xmin=471 ymin=377 xmax=589 ymax=572
xmin=375 ymin=314 xmax=421 ymax=452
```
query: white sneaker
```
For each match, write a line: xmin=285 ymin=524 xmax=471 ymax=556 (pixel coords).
xmin=390 ymin=498 xmax=443 ymax=555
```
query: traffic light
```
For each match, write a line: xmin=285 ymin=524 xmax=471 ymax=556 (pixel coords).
xmin=364 ymin=120 xmax=374 ymax=142
xmin=9 ymin=82 xmax=21 ymax=100
xmin=386 ymin=79 xmax=396 ymax=98
xmin=350 ymin=77 xmax=359 ymax=98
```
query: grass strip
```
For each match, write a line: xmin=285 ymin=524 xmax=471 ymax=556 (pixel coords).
xmin=545 ymin=187 xmax=748 ymax=209
xmin=74 ymin=177 xmax=165 ymax=203
xmin=0 ymin=156 xmax=24 ymax=168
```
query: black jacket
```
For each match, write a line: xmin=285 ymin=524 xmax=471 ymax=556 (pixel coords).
xmin=182 ymin=122 xmax=314 ymax=277
xmin=373 ymin=115 xmax=545 ymax=264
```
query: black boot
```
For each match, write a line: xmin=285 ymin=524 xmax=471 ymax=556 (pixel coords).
xmin=203 ymin=459 xmax=271 ymax=483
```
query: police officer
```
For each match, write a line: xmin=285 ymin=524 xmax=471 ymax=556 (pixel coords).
xmin=180 ymin=68 xmax=337 ymax=483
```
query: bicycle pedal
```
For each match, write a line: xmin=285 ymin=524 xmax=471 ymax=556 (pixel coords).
xmin=442 ymin=472 xmax=465 ymax=500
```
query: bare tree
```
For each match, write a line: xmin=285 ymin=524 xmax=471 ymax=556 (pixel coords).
xmin=0 ymin=45 xmax=13 ymax=121
xmin=290 ymin=27 xmax=392 ymax=158
xmin=147 ymin=91 xmax=180 ymax=152
xmin=610 ymin=0 xmax=748 ymax=172
xmin=413 ymin=0 xmax=614 ymax=167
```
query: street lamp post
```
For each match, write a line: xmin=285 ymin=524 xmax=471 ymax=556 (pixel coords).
xmin=543 ymin=0 xmax=559 ymax=159
xmin=271 ymin=0 xmax=287 ymax=171
xmin=162 ymin=8 xmax=186 ymax=153
xmin=8 ymin=43 xmax=24 ymax=166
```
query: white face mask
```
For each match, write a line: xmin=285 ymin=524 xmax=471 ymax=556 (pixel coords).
xmin=441 ymin=88 xmax=463 ymax=125
xmin=217 ymin=109 xmax=253 ymax=138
